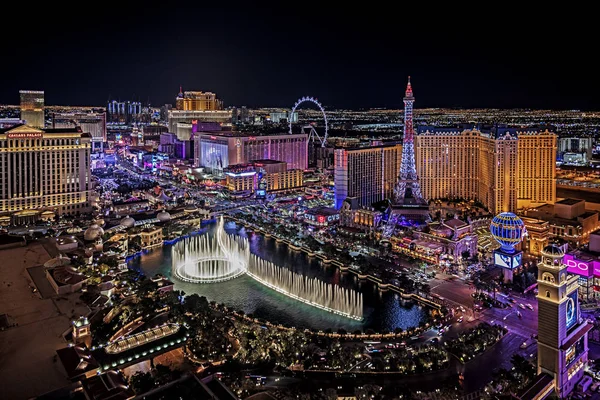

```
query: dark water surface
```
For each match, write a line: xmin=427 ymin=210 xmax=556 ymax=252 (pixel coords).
xmin=129 ymin=221 xmax=426 ymax=331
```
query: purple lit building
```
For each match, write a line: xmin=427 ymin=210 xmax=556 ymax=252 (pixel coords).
xmin=194 ymin=131 xmax=308 ymax=174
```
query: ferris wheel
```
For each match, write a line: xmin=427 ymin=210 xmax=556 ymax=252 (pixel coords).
xmin=289 ymin=96 xmax=328 ymax=147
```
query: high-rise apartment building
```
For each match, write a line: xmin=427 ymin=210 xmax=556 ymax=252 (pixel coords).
xmin=195 ymin=132 xmax=308 ymax=173
xmin=415 ymin=126 xmax=555 ymax=214
xmin=176 ymin=89 xmax=223 ymax=111
xmin=334 ymin=144 xmax=402 ymax=209
xmin=19 ymin=90 xmax=45 ymax=129
xmin=0 ymin=124 xmax=92 ymax=215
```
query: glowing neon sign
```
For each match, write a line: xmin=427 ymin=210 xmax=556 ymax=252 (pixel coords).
xmin=564 ymin=254 xmax=600 ymax=278
xmin=565 ymin=254 xmax=594 ymax=277
xmin=7 ymin=132 xmax=43 ymax=138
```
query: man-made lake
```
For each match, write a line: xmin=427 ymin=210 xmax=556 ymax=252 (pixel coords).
xmin=129 ymin=220 xmax=427 ymax=331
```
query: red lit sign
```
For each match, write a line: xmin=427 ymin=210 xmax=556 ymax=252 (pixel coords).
xmin=318 ymin=216 xmax=325 ymax=224
xmin=210 ymin=136 xmax=217 ymax=140
xmin=248 ymin=136 xmax=256 ymax=141
xmin=7 ymin=132 xmax=43 ymax=138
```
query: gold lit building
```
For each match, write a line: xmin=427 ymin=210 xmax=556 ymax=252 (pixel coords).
xmin=517 ymin=130 xmax=557 ymax=207
xmin=414 ymin=127 xmax=556 ymax=214
xmin=334 ymin=144 xmax=402 ymax=209
xmin=19 ymin=90 xmax=45 ymax=129
xmin=0 ymin=124 xmax=92 ymax=216
xmin=176 ymin=90 xmax=223 ymax=111
xmin=224 ymin=160 xmax=303 ymax=194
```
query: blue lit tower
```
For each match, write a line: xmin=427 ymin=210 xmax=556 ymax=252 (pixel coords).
xmin=490 ymin=212 xmax=526 ymax=282
xmin=387 ymin=77 xmax=429 ymax=230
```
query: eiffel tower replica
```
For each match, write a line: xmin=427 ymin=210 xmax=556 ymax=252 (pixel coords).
xmin=384 ymin=77 xmax=430 ymax=236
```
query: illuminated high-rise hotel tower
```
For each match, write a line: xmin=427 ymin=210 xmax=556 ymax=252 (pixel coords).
xmin=386 ymin=77 xmax=429 ymax=231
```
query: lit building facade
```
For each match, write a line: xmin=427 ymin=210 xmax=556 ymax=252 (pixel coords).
xmin=224 ymin=164 xmax=257 ymax=193
xmin=176 ymin=90 xmax=223 ymax=111
xmin=518 ymin=130 xmax=556 ymax=207
xmin=537 ymin=245 xmax=591 ymax=398
xmin=52 ymin=112 xmax=107 ymax=152
xmin=339 ymin=197 xmax=383 ymax=237
xmin=558 ymin=137 xmax=593 ymax=154
xmin=522 ymin=199 xmax=600 ymax=247
xmin=304 ymin=207 xmax=339 ymax=228
xmin=167 ymin=110 xmax=234 ymax=135
xmin=389 ymin=218 xmax=479 ymax=266
xmin=224 ymin=160 xmax=304 ymax=194
xmin=19 ymin=90 xmax=45 ymax=129
xmin=195 ymin=132 xmax=308 ymax=173
xmin=334 ymin=144 xmax=402 ymax=209
xmin=564 ymin=251 xmax=600 ymax=302
xmin=107 ymin=100 xmax=143 ymax=124
xmin=521 ymin=217 xmax=550 ymax=256
xmin=0 ymin=124 xmax=92 ymax=215
xmin=415 ymin=126 xmax=555 ymax=214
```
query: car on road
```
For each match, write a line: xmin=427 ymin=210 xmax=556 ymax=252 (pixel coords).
xmin=526 ymin=304 xmax=534 ymax=310
xmin=507 ymin=297 xmax=516 ymax=303
xmin=520 ymin=341 xmax=528 ymax=349
xmin=519 ymin=303 xmax=526 ymax=310
xmin=457 ymin=316 xmax=464 ymax=323
xmin=517 ymin=311 xmax=522 ymax=318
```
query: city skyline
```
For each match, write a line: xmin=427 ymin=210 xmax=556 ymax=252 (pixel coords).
xmin=0 ymin=4 xmax=596 ymax=110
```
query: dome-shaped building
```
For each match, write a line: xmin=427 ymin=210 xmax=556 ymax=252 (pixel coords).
xmin=84 ymin=224 xmax=104 ymax=241
xmin=541 ymin=244 xmax=565 ymax=258
xmin=120 ymin=216 xmax=136 ymax=228
xmin=157 ymin=211 xmax=171 ymax=222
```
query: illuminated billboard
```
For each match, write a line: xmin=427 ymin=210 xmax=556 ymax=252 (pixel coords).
xmin=493 ymin=250 xmax=522 ymax=269
xmin=566 ymin=290 xmax=579 ymax=331
xmin=564 ymin=253 xmax=600 ymax=278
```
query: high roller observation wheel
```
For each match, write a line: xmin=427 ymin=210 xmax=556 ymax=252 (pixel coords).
xmin=288 ymin=96 xmax=328 ymax=147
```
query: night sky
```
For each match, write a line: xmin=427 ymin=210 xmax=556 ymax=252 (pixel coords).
xmin=1 ymin=5 xmax=595 ymax=110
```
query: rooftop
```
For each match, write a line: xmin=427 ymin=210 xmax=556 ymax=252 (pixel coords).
xmin=56 ymin=345 xmax=100 ymax=379
xmin=579 ymin=211 xmax=597 ymax=219
xmin=81 ymin=370 xmax=135 ymax=400
xmin=555 ymin=198 xmax=584 ymax=206
xmin=568 ymin=248 xmax=600 ymax=261
xmin=198 ymin=131 xmax=306 ymax=138
xmin=138 ymin=373 xmax=238 ymax=400
xmin=252 ymin=159 xmax=285 ymax=165
xmin=516 ymin=372 xmax=554 ymax=400
xmin=443 ymin=218 xmax=469 ymax=229
xmin=306 ymin=207 xmax=339 ymax=216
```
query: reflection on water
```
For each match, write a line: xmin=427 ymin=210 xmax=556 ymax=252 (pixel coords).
xmin=128 ymin=221 xmax=426 ymax=331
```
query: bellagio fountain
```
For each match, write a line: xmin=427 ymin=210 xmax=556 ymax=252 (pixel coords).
xmin=172 ymin=217 xmax=363 ymax=321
